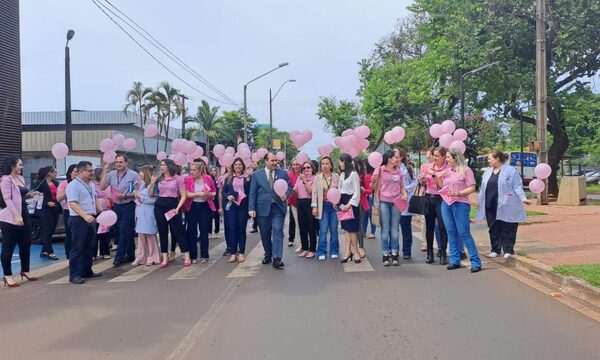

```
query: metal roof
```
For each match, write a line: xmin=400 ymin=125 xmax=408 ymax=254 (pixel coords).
xmin=22 ymin=111 xmax=141 ymax=126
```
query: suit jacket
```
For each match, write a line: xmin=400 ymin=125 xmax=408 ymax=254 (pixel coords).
xmin=183 ymin=175 xmax=217 ymax=212
xmin=248 ymin=168 xmax=292 ymax=217
xmin=221 ymin=175 xmax=251 ymax=209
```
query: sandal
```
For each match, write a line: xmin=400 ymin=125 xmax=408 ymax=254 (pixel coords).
xmin=305 ymin=252 xmax=316 ymax=258
xmin=383 ymin=255 xmax=391 ymax=266
xmin=391 ymin=254 xmax=400 ymax=266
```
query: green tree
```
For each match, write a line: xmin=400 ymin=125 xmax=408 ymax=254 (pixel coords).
xmin=146 ymin=82 xmax=182 ymax=152
xmin=124 ymin=81 xmax=153 ymax=159
xmin=316 ymin=97 xmax=361 ymax=137
xmin=184 ymin=100 xmax=230 ymax=162
xmin=564 ymin=88 xmax=600 ymax=164
xmin=253 ymin=127 xmax=298 ymax=165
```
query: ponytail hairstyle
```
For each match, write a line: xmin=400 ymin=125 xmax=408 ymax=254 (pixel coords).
xmin=489 ymin=150 xmax=509 ymax=164
xmin=395 ymin=147 xmax=414 ymax=179
xmin=381 ymin=149 xmax=396 ymax=167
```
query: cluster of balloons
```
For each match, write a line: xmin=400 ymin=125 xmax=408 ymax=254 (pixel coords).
xmin=100 ymin=133 xmax=137 ymax=164
xmin=529 ymin=163 xmax=552 ymax=194
xmin=334 ymin=125 xmax=371 ymax=157
xmin=429 ymin=120 xmax=468 ymax=154
xmin=162 ymin=138 xmax=207 ymax=166
xmin=213 ymin=143 xmax=262 ymax=168
xmin=383 ymin=126 xmax=406 ymax=145
xmin=289 ymin=129 xmax=313 ymax=149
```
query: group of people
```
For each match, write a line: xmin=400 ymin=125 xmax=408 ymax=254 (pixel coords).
xmin=1 ymin=142 xmax=530 ymax=286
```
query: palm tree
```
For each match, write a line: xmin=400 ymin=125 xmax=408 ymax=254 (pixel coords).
xmin=124 ymin=81 xmax=153 ymax=159
xmin=146 ymin=82 xmax=182 ymax=152
xmin=184 ymin=100 xmax=230 ymax=162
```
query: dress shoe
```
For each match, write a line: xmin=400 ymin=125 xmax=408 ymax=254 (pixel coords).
xmin=272 ymin=258 xmax=284 ymax=269
xmin=471 ymin=266 xmax=482 ymax=273
xmin=69 ymin=278 xmax=85 ymax=284
xmin=20 ymin=272 xmax=39 ymax=281
xmin=261 ymin=257 xmax=272 ymax=265
xmin=440 ymin=253 xmax=448 ymax=265
xmin=83 ymin=273 xmax=102 ymax=278
xmin=447 ymin=264 xmax=461 ymax=270
xmin=288 ymin=241 xmax=294 ymax=247
xmin=250 ymin=229 xmax=258 ymax=233
xmin=460 ymin=252 xmax=467 ymax=260
xmin=113 ymin=261 xmax=123 ymax=268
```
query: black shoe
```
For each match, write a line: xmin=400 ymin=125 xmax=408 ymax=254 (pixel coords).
xmin=261 ymin=257 xmax=272 ymax=265
xmin=83 ymin=272 xmax=102 ymax=278
xmin=250 ymin=229 xmax=258 ymax=233
xmin=69 ymin=278 xmax=85 ymax=284
xmin=40 ymin=252 xmax=49 ymax=258
xmin=288 ymin=241 xmax=294 ymax=247
xmin=403 ymin=254 xmax=411 ymax=260
xmin=447 ymin=264 xmax=461 ymax=270
xmin=390 ymin=254 xmax=400 ymax=266
xmin=272 ymin=258 xmax=284 ymax=269
xmin=460 ymin=252 xmax=467 ymax=260
xmin=223 ymin=251 xmax=232 ymax=257
xmin=425 ymin=249 xmax=435 ymax=264
xmin=440 ymin=253 xmax=448 ymax=265
xmin=113 ymin=261 xmax=123 ymax=268
xmin=470 ymin=267 xmax=482 ymax=273
xmin=48 ymin=253 xmax=59 ymax=261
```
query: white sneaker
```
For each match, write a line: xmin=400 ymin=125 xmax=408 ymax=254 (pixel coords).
xmin=318 ymin=255 xmax=326 ymax=261
xmin=504 ymin=253 xmax=512 ymax=259
xmin=295 ymin=245 xmax=302 ymax=253
xmin=488 ymin=252 xmax=498 ymax=258
xmin=331 ymin=254 xmax=339 ymax=259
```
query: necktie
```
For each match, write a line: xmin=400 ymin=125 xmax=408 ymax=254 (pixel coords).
xmin=268 ymin=170 xmax=274 ymax=188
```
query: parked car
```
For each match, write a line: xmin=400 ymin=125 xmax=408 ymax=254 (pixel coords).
xmin=585 ymin=171 xmax=600 ymax=184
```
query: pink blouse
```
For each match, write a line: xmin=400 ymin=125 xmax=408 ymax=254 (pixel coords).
xmin=440 ymin=166 xmax=476 ymax=205
xmin=158 ymin=176 xmax=185 ymax=198
xmin=295 ymin=176 xmax=314 ymax=200
xmin=232 ymin=175 xmax=246 ymax=194
xmin=374 ymin=167 xmax=404 ymax=203
xmin=422 ymin=162 xmax=450 ymax=195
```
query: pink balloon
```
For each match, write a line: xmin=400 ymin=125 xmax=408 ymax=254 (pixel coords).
xmin=112 ymin=133 xmax=125 ymax=146
xmin=219 ymin=153 xmax=234 ymax=168
xmin=441 ymin=120 xmax=456 ymax=134
xmin=392 ymin=126 xmax=405 ymax=142
xmin=239 ymin=147 xmax=252 ymax=159
xmin=535 ymin=163 xmax=552 ymax=180
xmin=257 ymin=148 xmax=268 ymax=158
xmin=296 ymin=152 xmax=309 ymax=164
xmin=171 ymin=139 xmax=183 ymax=152
xmin=251 ymin=152 xmax=260 ymax=162
xmin=326 ymin=188 xmax=341 ymax=205
xmin=100 ymin=138 xmax=115 ymax=153
xmin=213 ymin=144 xmax=225 ymax=159
xmin=289 ymin=130 xmax=300 ymax=140
xmin=181 ymin=140 xmax=196 ymax=154
xmin=341 ymin=129 xmax=352 ymax=137
xmin=276 ymin=151 xmax=285 ymax=161
xmin=103 ymin=151 xmax=117 ymax=164
xmin=237 ymin=143 xmax=249 ymax=151
xmin=453 ymin=128 xmax=468 ymax=141
xmin=97 ymin=210 xmax=118 ymax=226
xmin=144 ymin=124 xmax=159 ymax=138
xmin=122 ymin=138 xmax=137 ymax=150
xmin=334 ymin=137 xmax=342 ymax=147
xmin=173 ymin=152 xmax=187 ymax=166
xmin=225 ymin=147 xmax=235 ymax=155
xmin=529 ymin=179 xmax=545 ymax=194
xmin=192 ymin=146 xmax=204 ymax=159
xmin=273 ymin=179 xmax=288 ymax=197
xmin=368 ymin=152 xmax=383 ymax=168
xmin=355 ymin=125 xmax=370 ymax=139
xmin=384 ymin=131 xmax=396 ymax=145
xmin=156 ymin=151 xmax=167 ymax=161
xmin=429 ymin=124 xmax=443 ymax=139
xmin=449 ymin=140 xmax=466 ymax=154
xmin=186 ymin=153 xmax=196 ymax=164
xmin=200 ymin=156 xmax=209 ymax=165
xmin=439 ymin=133 xmax=455 ymax=148
xmin=51 ymin=143 xmax=69 ymax=160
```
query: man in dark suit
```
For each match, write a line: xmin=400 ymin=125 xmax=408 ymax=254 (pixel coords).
xmin=248 ymin=153 xmax=292 ymax=269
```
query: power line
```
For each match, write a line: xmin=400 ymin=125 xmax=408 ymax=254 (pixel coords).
xmin=90 ymin=0 xmax=239 ymax=107
xmin=100 ymin=0 xmax=240 ymax=107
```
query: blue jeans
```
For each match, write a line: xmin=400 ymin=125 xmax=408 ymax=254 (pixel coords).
xmin=380 ymin=201 xmax=401 ymax=255
xmin=224 ymin=200 xmax=249 ymax=254
xmin=186 ymin=202 xmax=212 ymax=260
xmin=113 ymin=202 xmax=136 ymax=263
xmin=257 ymin=204 xmax=285 ymax=260
xmin=362 ymin=195 xmax=376 ymax=235
xmin=400 ymin=215 xmax=413 ymax=256
xmin=441 ymin=201 xmax=481 ymax=268
xmin=317 ymin=202 xmax=339 ymax=257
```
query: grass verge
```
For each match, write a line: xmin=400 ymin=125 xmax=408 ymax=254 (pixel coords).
xmin=586 ymin=199 xmax=600 ymax=206
xmin=553 ymin=264 xmax=600 ymax=287
xmin=587 ymin=183 xmax=600 ymax=194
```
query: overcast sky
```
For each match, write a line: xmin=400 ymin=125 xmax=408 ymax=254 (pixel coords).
xmin=20 ymin=0 xmax=412 ymax=156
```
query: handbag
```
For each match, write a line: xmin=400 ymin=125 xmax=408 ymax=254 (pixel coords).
xmin=408 ymin=183 xmax=429 ymax=215
xmin=337 ymin=208 xmax=355 ymax=221
xmin=371 ymin=168 xmax=382 ymax=227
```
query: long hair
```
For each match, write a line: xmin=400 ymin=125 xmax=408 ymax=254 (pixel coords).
xmin=93 ymin=167 xmax=105 ymax=182
xmin=227 ymin=157 xmax=246 ymax=185
xmin=66 ymin=164 xmax=78 ymax=183
xmin=448 ymin=148 xmax=467 ymax=177
xmin=1 ymin=156 xmax=20 ymax=176
xmin=395 ymin=148 xmax=414 ymax=179
xmin=381 ymin=149 xmax=396 ymax=167
xmin=139 ymin=165 xmax=155 ymax=186
xmin=353 ymin=157 xmax=366 ymax=178
xmin=37 ymin=166 xmax=54 ymax=182
xmin=339 ymin=153 xmax=354 ymax=179
xmin=161 ymin=159 xmax=179 ymax=178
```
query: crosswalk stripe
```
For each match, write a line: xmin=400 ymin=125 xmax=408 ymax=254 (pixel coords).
xmin=167 ymin=242 xmax=228 ymax=280
xmin=225 ymin=241 xmax=264 ymax=278
xmin=342 ymin=256 xmax=374 ymax=272
xmin=108 ymin=262 xmax=164 ymax=283
xmin=48 ymin=259 xmax=116 ymax=284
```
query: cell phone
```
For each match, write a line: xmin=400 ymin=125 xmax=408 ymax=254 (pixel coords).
xmin=129 ymin=181 xmax=134 ymax=193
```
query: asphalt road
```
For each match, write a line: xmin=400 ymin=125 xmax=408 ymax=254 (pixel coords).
xmin=1 ymin=229 xmax=599 ymax=360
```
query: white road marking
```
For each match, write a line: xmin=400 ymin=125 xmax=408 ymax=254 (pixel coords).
xmin=48 ymin=259 xmax=116 ymax=284
xmin=108 ymin=263 xmax=162 ymax=283
xmin=167 ymin=242 xmax=227 ymax=280
xmin=225 ymin=241 xmax=264 ymax=278
xmin=342 ymin=256 xmax=374 ymax=272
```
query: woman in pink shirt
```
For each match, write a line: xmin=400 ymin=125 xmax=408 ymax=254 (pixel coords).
xmin=294 ymin=161 xmax=317 ymax=258
xmin=419 ymin=146 xmax=450 ymax=265
xmin=434 ymin=148 xmax=481 ymax=272
xmin=93 ymin=167 xmax=112 ymax=260
xmin=148 ymin=159 xmax=190 ymax=268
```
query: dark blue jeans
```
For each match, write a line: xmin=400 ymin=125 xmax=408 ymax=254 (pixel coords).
xmin=224 ymin=200 xmax=249 ymax=254
xmin=113 ymin=201 xmax=136 ymax=263
xmin=68 ymin=216 xmax=96 ymax=280
xmin=186 ymin=202 xmax=212 ymax=260
xmin=400 ymin=215 xmax=413 ymax=256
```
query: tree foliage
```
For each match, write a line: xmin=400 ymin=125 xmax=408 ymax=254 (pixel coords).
xmin=316 ymin=96 xmax=361 ymax=137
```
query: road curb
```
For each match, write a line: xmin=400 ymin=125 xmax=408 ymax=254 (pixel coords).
xmin=492 ymin=255 xmax=600 ymax=311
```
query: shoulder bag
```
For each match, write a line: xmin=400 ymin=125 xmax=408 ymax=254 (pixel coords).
xmin=408 ymin=183 xmax=429 ymax=215
xmin=371 ymin=168 xmax=382 ymax=227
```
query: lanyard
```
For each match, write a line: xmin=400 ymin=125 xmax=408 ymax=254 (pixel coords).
xmin=323 ymin=174 xmax=332 ymax=190
xmin=116 ymin=169 xmax=129 ymax=187
xmin=76 ymin=178 xmax=95 ymax=202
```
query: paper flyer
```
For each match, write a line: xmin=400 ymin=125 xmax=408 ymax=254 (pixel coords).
xmin=165 ymin=209 xmax=177 ymax=221
xmin=97 ymin=225 xmax=109 ymax=234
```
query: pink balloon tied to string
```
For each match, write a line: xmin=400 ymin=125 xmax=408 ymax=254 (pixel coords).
xmin=453 ymin=128 xmax=468 ymax=142
xmin=429 ymin=124 xmax=443 ymax=139
xmin=439 ymin=133 xmax=455 ymax=148
xmin=441 ymin=120 xmax=456 ymax=134
xmin=273 ymin=179 xmax=288 ymax=197
xmin=51 ymin=143 xmax=69 ymax=160
xmin=122 ymin=138 xmax=137 ymax=151
xmin=354 ymin=125 xmax=370 ymax=139
xmin=100 ymin=138 xmax=115 ymax=153
xmin=112 ymin=133 xmax=125 ymax=146
xmin=156 ymin=151 xmax=167 ymax=161
xmin=295 ymin=152 xmax=309 ymax=164
xmin=534 ymin=163 xmax=552 ymax=180
xmin=144 ymin=124 xmax=159 ymax=138
xmin=213 ymin=144 xmax=225 ymax=159
xmin=97 ymin=210 xmax=118 ymax=226
xmin=103 ymin=151 xmax=117 ymax=164
xmin=173 ymin=152 xmax=187 ymax=166
xmin=449 ymin=140 xmax=466 ymax=154
xmin=529 ymin=179 xmax=545 ymax=194
xmin=326 ymin=188 xmax=341 ymax=205
xmin=368 ymin=152 xmax=383 ymax=168
xmin=219 ymin=153 xmax=234 ymax=168
xmin=392 ymin=126 xmax=405 ymax=142
xmin=276 ymin=151 xmax=286 ymax=161
xmin=384 ymin=131 xmax=396 ymax=145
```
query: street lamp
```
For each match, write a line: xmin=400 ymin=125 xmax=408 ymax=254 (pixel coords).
xmin=459 ymin=61 xmax=500 ymax=128
xmin=65 ymin=29 xmax=75 ymax=150
xmin=269 ymin=79 xmax=296 ymax=150
xmin=243 ymin=62 xmax=289 ymax=144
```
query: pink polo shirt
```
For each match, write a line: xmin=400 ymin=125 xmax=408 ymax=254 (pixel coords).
xmin=374 ymin=166 xmax=404 ymax=203
xmin=422 ymin=162 xmax=450 ymax=195
xmin=440 ymin=166 xmax=476 ymax=205
xmin=295 ymin=175 xmax=314 ymax=200
xmin=158 ymin=176 xmax=185 ymax=198
xmin=57 ymin=180 xmax=69 ymax=209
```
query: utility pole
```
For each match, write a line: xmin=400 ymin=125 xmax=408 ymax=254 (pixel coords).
xmin=536 ymin=0 xmax=549 ymax=205
xmin=269 ymin=88 xmax=273 ymax=150
xmin=65 ymin=30 xmax=75 ymax=150
xmin=180 ymin=94 xmax=188 ymax=139
xmin=243 ymin=84 xmax=248 ymax=143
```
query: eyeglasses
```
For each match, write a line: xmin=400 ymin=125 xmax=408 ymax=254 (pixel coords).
xmin=80 ymin=168 xmax=93 ymax=173
xmin=303 ymin=167 xmax=312 ymax=170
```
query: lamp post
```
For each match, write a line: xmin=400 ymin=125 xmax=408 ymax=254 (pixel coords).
xmin=65 ymin=29 xmax=75 ymax=150
xmin=459 ymin=61 xmax=500 ymax=128
xmin=269 ymin=79 xmax=296 ymax=150
xmin=243 ymin=62 xmax=289 ymax=143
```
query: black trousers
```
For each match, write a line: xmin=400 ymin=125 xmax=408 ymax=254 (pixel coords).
xmin=154 ymin=197 xmax=188 ymax=254
xmin=1 ymin=217 xmax=32 ymax=276
xmin=424 ymin=195 xmax=448 ymax=253
xmin=297 ymin=199 xmax=317 ymax=252
xmin=288 ymin=205 xmax=297 ymax=241
xmin=37 ymin=206 xmax=60 ymax=254
xmin=68 ymin=216 xmax=96 ymax=280
xmin=63 ymin=210 xmax=72 ymax=259
xmin=94 ymin=222 xmax=111 ymax=257
xmin=208 ymin=208 xmax=220 ymax=234
xmin=486 ymin=207 xmax=519 ymax=255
